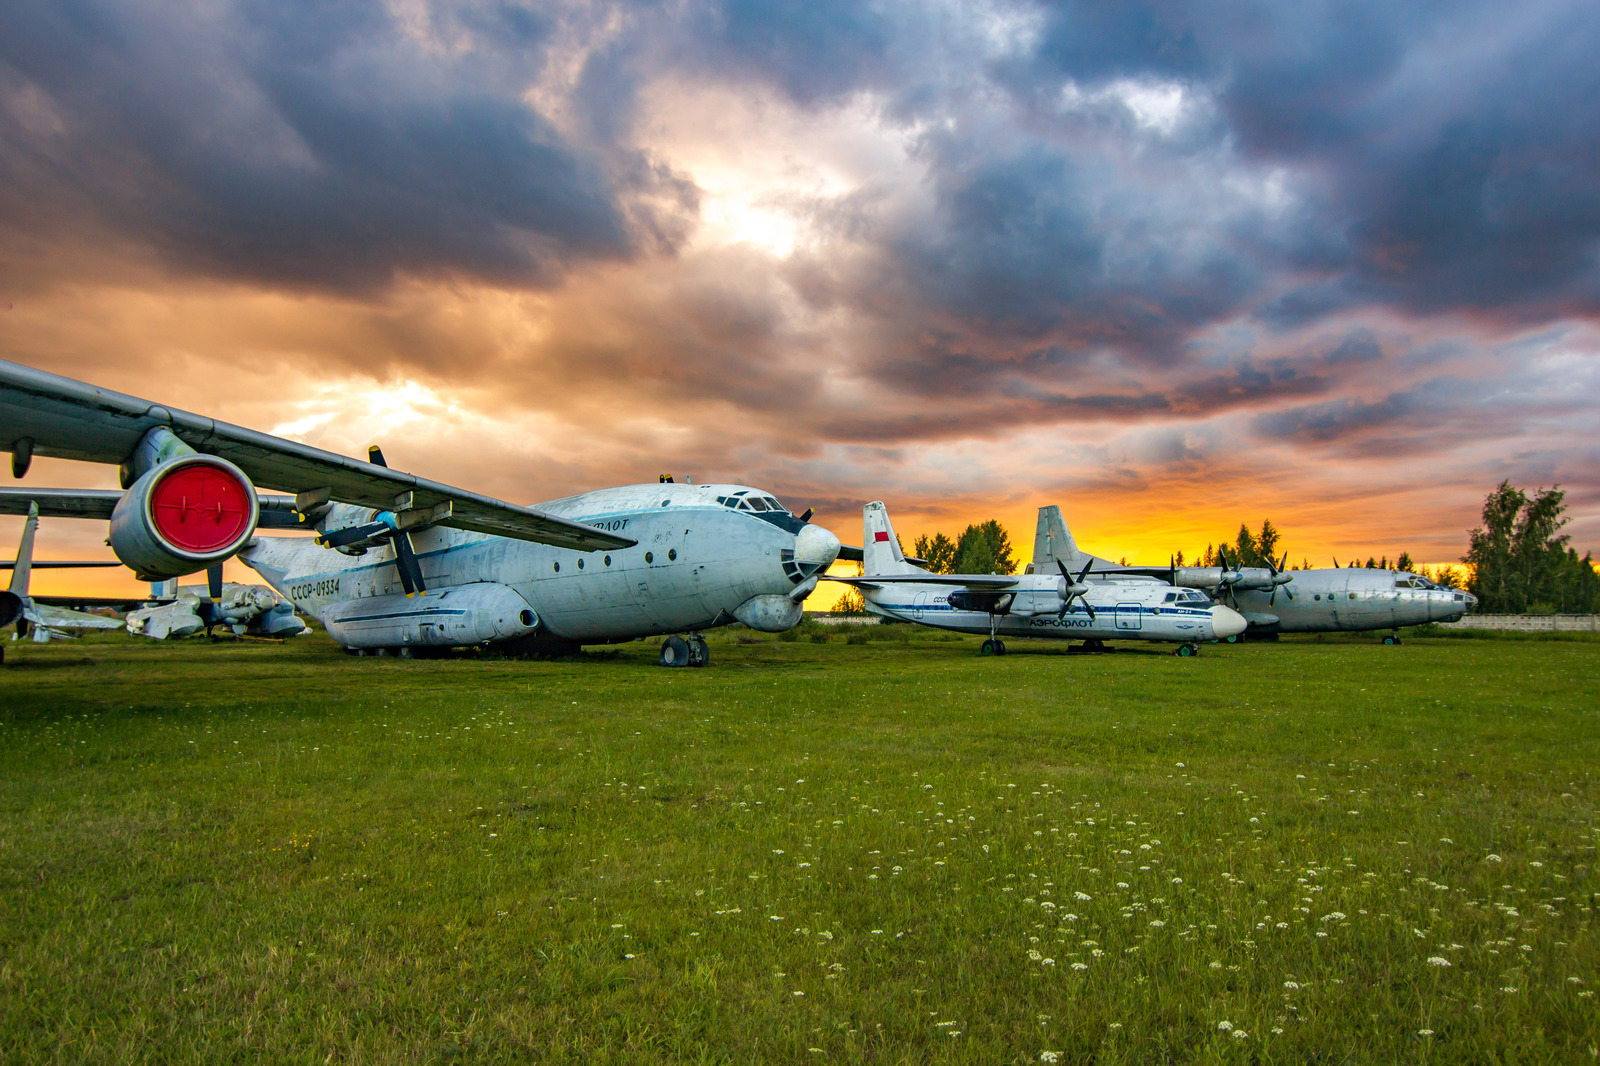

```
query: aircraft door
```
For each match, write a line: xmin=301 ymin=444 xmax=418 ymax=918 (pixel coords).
xmin=1115 ymin=602 xmax=1142 ymax=631
xmin=913 ymin=592 xmax=927 ymax=618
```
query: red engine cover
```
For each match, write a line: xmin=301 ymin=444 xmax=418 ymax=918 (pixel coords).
xmin=149 ymin=461 xmax=254 ymax=553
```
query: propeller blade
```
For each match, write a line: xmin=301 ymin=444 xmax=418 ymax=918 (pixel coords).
xmin=207 ymin=564 xmax=223 ymax=601
xmin=798 ymin=507 xmax=814 ymax=523
xmin=1082 ymin=601 xmax=1096 ymax=621
xmin=393 ymin=532 xmax=425 ymax=596
xmin=368 ymin=444 xmax=389 ymax=468
xmin=1332 ymin=555 xmax=1340 ymax=568
xmin=318 ymin=521 xmax=392 ymax=548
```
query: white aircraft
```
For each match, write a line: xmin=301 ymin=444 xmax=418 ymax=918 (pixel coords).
xmin=125 ymin=580 xmax=309 ymax=641
xmin=0 ymin=501 xmax=125 ymax=660
xmin=0 ymin=360 xmax=841 ymax=665
xmin=826 ymin=502 xmax=1247 ymax=656
xmin=1031 ymin=506 xmax=1477 ymax=644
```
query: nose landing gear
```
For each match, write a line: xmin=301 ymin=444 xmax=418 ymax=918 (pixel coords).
xmin=1176 ymin=642 xmax=1201 ymax=657
xmin=1382 ymin=629 xmax=1402 ymax=645
xmin=660 ymin=634 xmax=711 ymax=667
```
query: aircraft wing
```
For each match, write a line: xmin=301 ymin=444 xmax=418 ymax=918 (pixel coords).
xmin=2 ymin=560 xmax=123 ymax=570
xmin=0 ymin=487 xmax=316 ymax=530
xmin=25 ymin=601 xmax=124 ymax=630
xmin=0 ymin=360 xmax=634 ymax=552
xmin=823 ymin=573 xmax=1019 ymax=589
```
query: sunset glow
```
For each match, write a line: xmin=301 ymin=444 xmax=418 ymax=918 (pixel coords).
xmin=3 ymin=0 xmax=1598 ymax=610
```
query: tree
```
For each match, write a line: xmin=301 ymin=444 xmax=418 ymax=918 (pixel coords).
xmin=953 ymin=520 xmax=1016 ymax=575
xmin=1396 ymin=551 xmax=1414 ymax=573
xmin=912 ymin=532 xmax=958 ymax=575
xmin=1464 ymin=482 xmax=1589 ymax=613
xmin=1257 ymin=520 xmax=1281 ymax=567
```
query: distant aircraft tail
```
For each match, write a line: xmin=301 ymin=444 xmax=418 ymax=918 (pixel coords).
xmin=8 ymin=502 xmax=38 ymax=597
xmin=1033 ymin=505 xmax=1085 ymax=571
xmin=862 ymin=502 xmax=924 ymax=577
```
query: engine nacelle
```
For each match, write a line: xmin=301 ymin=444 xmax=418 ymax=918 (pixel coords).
xmin=109 ymin=455 xmax=260 ymax=581
xmin=320 ymin=582 xmax=538 ymax=649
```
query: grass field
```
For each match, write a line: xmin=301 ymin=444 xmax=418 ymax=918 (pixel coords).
xmin=2 ymin=626 xmax=1596 ymax=1064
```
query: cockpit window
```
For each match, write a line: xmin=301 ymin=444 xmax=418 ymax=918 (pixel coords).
xmin=1163 ymin=592 xmax=1178 ymax=603
xmin=763 ymin=496 xmax=784 ymax=512
xmin=1178 ymin=590 xmax=1212 ymax=605
xmin=747 ymin=497 xmax=769 ymax=512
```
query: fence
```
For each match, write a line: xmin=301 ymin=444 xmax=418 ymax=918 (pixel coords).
xmin=1438 ymin=614 xmax=1600 ymax=632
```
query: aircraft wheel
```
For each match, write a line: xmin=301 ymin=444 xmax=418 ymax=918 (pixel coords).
xmin=398 ymin=646 xmax=416 ymax=659
xmin=980 ymin=639 xmax=1002 ymax=656
xmin=660 ymin=635 xmax=691 ymax=667
xmin=688 ymin=637 xmax=710 ymax=667
xmin=1177 ymin=643 xmax=1198 ymax=657
xmin=1223 ymin=634 xmax=1240 ymax=644
xmin=993 ymin=639 xmax=1006 ymax=656
xmin=1382 ymin=634 xmax=1400 ymax=645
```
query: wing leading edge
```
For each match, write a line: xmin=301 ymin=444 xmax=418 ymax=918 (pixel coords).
xmin=0 ymin=360 xmax=633 ymax=552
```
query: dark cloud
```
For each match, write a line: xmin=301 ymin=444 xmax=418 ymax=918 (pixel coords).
xmin=0 ymin=0 xmax=692 ymax=293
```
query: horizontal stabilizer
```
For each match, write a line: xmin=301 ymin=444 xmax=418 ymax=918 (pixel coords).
xmin=824 ymin=573 xmax=1018 ymax=589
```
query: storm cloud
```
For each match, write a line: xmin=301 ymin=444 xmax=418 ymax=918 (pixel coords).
xmin=2 ymin=0 xmax=1599 ymax=591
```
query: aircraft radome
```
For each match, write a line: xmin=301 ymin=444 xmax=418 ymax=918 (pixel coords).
xmin=826 ymin=502 xmax=1247 ymax=656
xmin=1030 ymin=506 xmax=1478 ymax=644
xmin=0 ymin=360 xmax=841 ymax=665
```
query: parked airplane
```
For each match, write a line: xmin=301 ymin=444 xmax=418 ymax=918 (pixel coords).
xmin=1030 ymin=506 xmax=1477 ymax=643
xmin=0 ymin=360 xmax=841 ymax=665
xmin=826 ymin=502 xmax=1246 ymax=655
xmin=125 ymin=581 xmax=308 ymax=641
xmin=0 ymin=502 xmax=124 ymax=660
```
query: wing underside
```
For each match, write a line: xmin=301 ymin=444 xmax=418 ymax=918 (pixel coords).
xmin=0 ymin=361 xmax=633 ymax=551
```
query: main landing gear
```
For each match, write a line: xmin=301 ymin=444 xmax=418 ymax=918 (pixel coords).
xmin=1176 ymin=642 xmax=1201 ymax=657
xmin=1382 ymin=629 xmax=1403 ymax=645
xmin=660 ymin=634 xmax=710 ymax=668
xmin=979 ymin=614 xmax=1006 ymax=656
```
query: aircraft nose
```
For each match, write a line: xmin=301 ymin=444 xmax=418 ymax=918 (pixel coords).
xmin=794 ymin=522 xmax=842 ymax=570
xmin=1213 ymin=605 xmax=1247 ymax=639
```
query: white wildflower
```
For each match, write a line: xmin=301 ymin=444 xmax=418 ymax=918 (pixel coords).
xmin=1485 ymin=854 xmax=1502 ymax=862
xmin=1217 ymin=1020 xmax=1234 ymax=1031
xmin=1418 ymin=1029 xmax=1434 ymax=1036
xmin=1075 ymin=891 xmax=1092 ymax=901
xmin=1040 ymin=1054 xmax=1061 ymax=1064
xmin=1426 ymin=957 xmax=1451 ymax=967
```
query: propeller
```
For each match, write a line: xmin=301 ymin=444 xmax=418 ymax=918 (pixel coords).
xmin=207 ymin=564 xmax=223 ymax=601
xmin=1264 ymin=551 xmax=1295 ymax=604
xmin=1211 ymin=547 xmax=1245 ymax=603
xmin=1055 ymin=558 xmax=1097 ymax=621
xmin=364 ymin=444 xmax=426 ymax=595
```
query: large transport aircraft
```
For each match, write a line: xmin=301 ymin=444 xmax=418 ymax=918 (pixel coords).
xmin=0 ymin=360 xmax=841 ymax=665
xmin=826 ymin=502 xmax=1247 ymax=656
xmin=1029 ymin=506 xmax=1477 ymax=644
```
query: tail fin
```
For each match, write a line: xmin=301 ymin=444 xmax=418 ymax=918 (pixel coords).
xmin=8 ymin=502 xmax=38 ymax=597
xmin=862 ymin=501 xmax=923 ymax=576
xmin=1033 ymin=505 xmax=1083 ymax=571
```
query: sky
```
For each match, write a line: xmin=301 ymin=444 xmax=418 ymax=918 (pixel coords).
xmin=3 ymin=0 xmax=1599 ymax=606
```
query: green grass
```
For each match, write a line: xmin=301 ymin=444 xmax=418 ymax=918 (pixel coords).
xmin=2 ymin=628 xmax=1596 ymax=1064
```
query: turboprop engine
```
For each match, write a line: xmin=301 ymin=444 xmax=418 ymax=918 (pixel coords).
xmin=319 ymin=582 xmax=539 ymax=650
xmin=108 ymin=454 xmax=260 ymax=581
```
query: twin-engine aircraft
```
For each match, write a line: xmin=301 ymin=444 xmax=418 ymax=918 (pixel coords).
xmin=0 ymin=501 xmax=124 ymax=659
xmin=0 ymin=360 xmax=841 ymax=664
xmin=826 ymin=502 xmax=1247 ymax=655
xmin=1030 ymin=506 xmax=1477 ymax=643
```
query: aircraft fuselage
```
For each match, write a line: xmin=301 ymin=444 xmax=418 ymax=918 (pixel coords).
xmin=241 ymin=483 xmax=839 ymax=648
